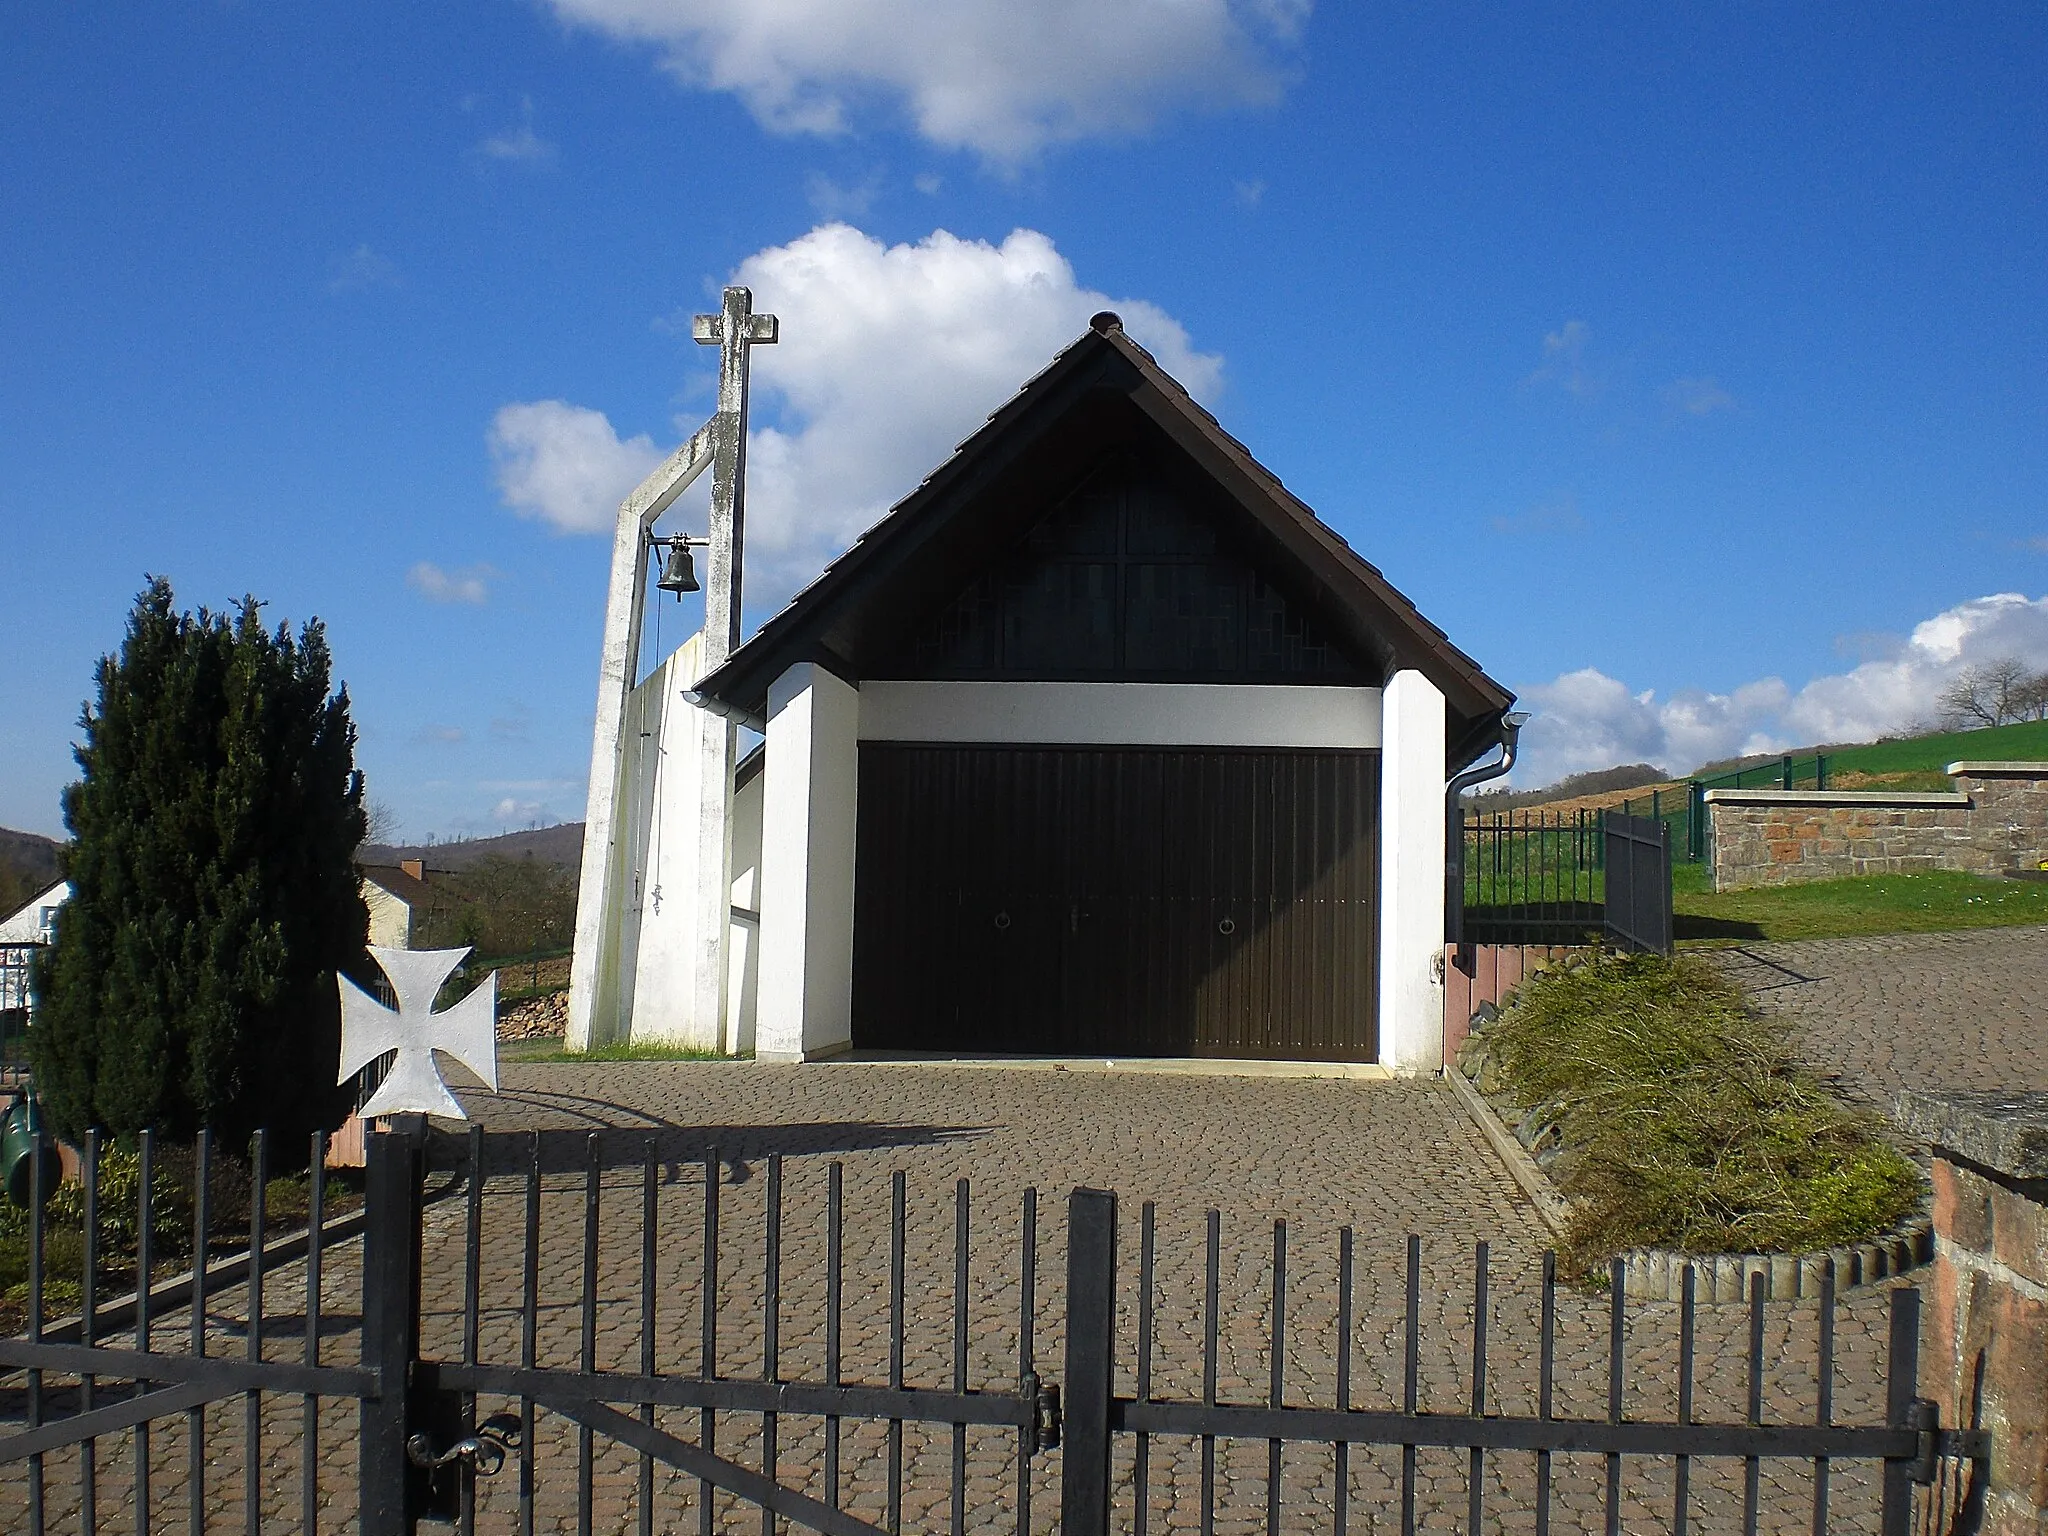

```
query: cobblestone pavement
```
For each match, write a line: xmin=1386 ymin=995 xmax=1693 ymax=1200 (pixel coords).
xmin=8 ymin=1064 xmax=1900 ymax=1536
xmin=5 ymin=1062 xmax=1913 ymax=1534
xmin=1705 ymin=923 xmax=2048 ymax=1112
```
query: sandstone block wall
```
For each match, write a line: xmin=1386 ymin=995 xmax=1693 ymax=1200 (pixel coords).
xmin=1895 ymin=1091 xmax=2048 ymax=1536
xmin=1705 ymin=763 xmax=2048 ymax=891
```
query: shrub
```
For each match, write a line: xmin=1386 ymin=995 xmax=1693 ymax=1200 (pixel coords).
xmin=1479 ymin=953 xmax=1921 ymax=1273
xmin=30 ymin=578 xmax=368 ymax=1149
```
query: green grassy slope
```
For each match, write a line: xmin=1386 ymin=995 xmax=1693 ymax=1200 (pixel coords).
xmin=1820 ymin=720 xmax=2048 ymax=777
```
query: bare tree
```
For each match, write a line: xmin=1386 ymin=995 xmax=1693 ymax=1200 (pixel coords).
xmin=363 ymin=798 xmax=402 ymax=846
xmin=1936 ymin=657 xmax=2048 ymax=729
xmin=2017 ymin=669 xmax=2048 ymax=722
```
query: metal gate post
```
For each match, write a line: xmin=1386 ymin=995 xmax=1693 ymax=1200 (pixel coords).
xmin=1879 ymin=1286 xmax=1921 ymax=1536
xmin=1060 ymin=1188 xmax=1117 ymax=1536
xmin=361 ymin=1121 xmax=425 ymax=1536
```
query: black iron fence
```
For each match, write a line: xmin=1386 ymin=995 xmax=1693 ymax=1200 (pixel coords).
xmin=1602 ymin=814 xmax=1674 ymax=956
xmin=1458 ymin=809 xmax=1675 ymax=952
xmin=0 ymin=1122 xmax=1989 ymax=1534
xmin=1458 ymin=808 xmax=1607 ymax=945
xmin=0 ymin=1128 xmax=372 ymax=1535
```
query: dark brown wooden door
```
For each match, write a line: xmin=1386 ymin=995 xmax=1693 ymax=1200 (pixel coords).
xmin=853 ymin=745 xmax=1379 ymax=1060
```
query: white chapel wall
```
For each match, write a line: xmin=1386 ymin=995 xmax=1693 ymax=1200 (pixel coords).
xmin=723 ymin=764 xmax=763 ymax=1056
xmin=755 ymin=662 xmax=861 ymax=1062
xmin=857 ymin=681 xmax=1381 ymax=748
xmin=1376 ymin=668 xmax=1448 ymax=1074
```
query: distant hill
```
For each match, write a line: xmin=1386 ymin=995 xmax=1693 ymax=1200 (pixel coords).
xmin=362 ymin=822 xmax=584 ymax=873
xmin=0 ymin=827 xmax=65 ymax=909
xmin=1463 ymin=763 xmax=1669 ymax=813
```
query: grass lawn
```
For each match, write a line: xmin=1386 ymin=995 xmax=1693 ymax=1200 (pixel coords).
xmin=1674 ymin=865 xmax=2048 ymax=943
xmin=503 ymin=1038 xmax=729 ymax=1063
xmin=1819 ymin=718 xmax=2048 ymax=777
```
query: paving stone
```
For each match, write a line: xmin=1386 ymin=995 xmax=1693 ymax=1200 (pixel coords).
xmin=8 ymin=986 xmax=2003 ymax=1534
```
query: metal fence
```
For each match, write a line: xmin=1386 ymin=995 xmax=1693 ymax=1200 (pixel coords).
xmin=0 ymin=1123 xmax=1989 ymax=1534
xmin=1458 ymin=809 xmax=1607 ymax=945
xmin=0 ymin=1128 xmax=374 ymax=1535
xmin=1458 ymin=810 xmax=1675 ymax=951
xmin=1602 ymin=814 xmax=1674 ymax=956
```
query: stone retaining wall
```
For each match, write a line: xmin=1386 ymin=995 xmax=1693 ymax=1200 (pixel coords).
xmin=1705 ymin=761 xmax=2048 ymax=891
xmin=1894 ymin=1090 xmax=2048 ymax=1536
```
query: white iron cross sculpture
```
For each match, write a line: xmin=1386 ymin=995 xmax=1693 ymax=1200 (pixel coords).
xmin=337 ymin=946 xmax=498 ymax=1121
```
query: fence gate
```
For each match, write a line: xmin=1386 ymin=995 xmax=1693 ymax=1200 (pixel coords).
xmin=1602 ymin=811 xmax=1673 ymax=956
xmin=2 ymin=1123 xmax=1991 ymax=1533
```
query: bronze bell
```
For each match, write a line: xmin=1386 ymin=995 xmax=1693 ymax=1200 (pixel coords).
xmin=655 ymin=541 xmax=700 ymax=596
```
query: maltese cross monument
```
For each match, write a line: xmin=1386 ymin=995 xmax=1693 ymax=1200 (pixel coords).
xmin=567 ymin=286 xmax=776 ymax=1053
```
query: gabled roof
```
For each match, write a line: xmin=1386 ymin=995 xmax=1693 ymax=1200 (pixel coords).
xmin=359 ymin=865 xmax=435 ymax=910
xmin=0 ymin=880 xmax=69 ymax=943
xmin=697 ymin=314 xmax=1515 ymax=768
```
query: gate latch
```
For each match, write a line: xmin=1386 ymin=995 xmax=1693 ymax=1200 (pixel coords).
xmin=1904 ymin=1398 xmax=1940 ymax=1485
xmin=1021 ymin=1372 xmax=1061 ymax=1456
xmin=407 ymin=1412 xmax=522 ymax=1479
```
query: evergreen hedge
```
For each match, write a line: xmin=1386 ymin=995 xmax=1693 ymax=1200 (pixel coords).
xmin=31 ymin=578 xmax=368 ymax=1149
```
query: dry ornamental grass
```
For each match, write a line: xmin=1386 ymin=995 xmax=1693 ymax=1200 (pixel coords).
xmin=1476 ymin=953 xmax=1921 ymax=1276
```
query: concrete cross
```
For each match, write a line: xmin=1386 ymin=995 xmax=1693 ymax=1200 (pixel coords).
xmin=566 ymin=286 xmax=777 ymax=1054
xmin=337 ymin=945 xmax=498 ymax=1121
xmin=690 ymin=288 xmax=779 ymax=666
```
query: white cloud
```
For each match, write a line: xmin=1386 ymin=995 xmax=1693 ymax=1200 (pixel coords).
xmin=490 ymin=225 xmax=1216 ymax=604
xmin=804 ymin=168 xmax=883 ymax=218
xmin=1510 ymin=592 xmax=2048 ymax=786
xmin=540 ymin=0 xmax=1308 ymax=163
xmin=326 ymin=244 xmax=399 ymax=294
xmin=1662 ymin=375 xmax=1736 ymax=417
xmin=1525 ymin=319 xmax=1595 ymax=398
xmin=411 ymin=723 xmax=466 ymax=746
xmin=489 ymin=400 xmax=666 ymax=533
xmin=407 ymin=560 xmax=494 ymax=604
xmin=1233 ymin=178 xmax=1266 ymax=208
xmin=481 ymin=123 xmax=555 ymax=163
xmin=729 ymin=222 xmax=1223 ymax=599
xmin=479 ymin=96 xmax=557 ymax=163
xmin=1489 ymin=490 xmax=1584 ymax=537
xmin=481 ymin=797 xmax=547 ymax=828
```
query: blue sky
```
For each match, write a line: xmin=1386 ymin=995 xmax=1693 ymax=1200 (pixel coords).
xmin=4 ymin=2 xmax=2045 ymax=840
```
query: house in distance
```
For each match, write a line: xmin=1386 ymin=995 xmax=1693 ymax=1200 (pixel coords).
xmin=580 ymin=312 xmax=1515 ymax=1072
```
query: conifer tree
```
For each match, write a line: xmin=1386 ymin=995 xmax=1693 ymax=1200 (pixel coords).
xmin=32 ymin=578 xmax=369 ymax=1148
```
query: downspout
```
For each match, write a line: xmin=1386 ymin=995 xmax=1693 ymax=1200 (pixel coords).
xmin=1445 ymin=711 xmax=1530 ymax=949
xmin=683 ymin=689 xmax=767 ymax=735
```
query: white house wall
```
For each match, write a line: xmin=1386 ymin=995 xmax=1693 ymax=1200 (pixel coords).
xmin=0 ymin=881 xmax=67 ymax=945
xmin=609 ymin=634 xmax=741 ymax=1053
xmin=857 ymin=681 xmax=1382 ymax=748
xmin=754 ymin=663 xmax=861 ymax=1062
xmin=723 ymin=765 xmax=763 ymax=1056
xmin=361 ymin=882 xmax=411 ymax=950
xmin=1376 ymin=669 xmax=1448 ymax=1074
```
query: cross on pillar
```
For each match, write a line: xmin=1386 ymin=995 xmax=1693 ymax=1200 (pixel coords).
xmin=687 ymin=287 xmax=775 ymax=1051
xmin=566 ymin=285 xmax=778 ymax=1053
xmin=692 ymin=289 xmax=778 ymax=667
